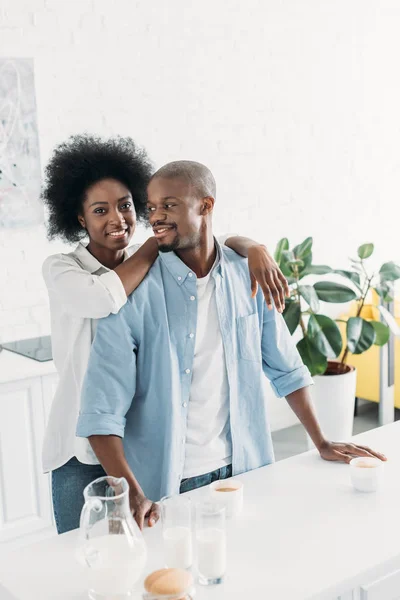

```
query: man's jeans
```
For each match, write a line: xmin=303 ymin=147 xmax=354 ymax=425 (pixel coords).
xmin=52 ymin=457 xmax=233 ymax=534
xmin=179 ymin=464 xmax=233 ymax=493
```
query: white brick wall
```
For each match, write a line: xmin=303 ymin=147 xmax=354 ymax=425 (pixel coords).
xmin=1 ymin=0 xmax=400 ymax=426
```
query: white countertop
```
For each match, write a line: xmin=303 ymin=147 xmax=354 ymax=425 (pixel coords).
xmin=0 ymin=348 xmax=56 ymax=385
xmin=1 ymin=422 xmax=400 ymax=600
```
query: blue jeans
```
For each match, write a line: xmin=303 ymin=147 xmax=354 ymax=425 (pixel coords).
xmin=52 ymin=457 xmax=106 ymax=534
xmin=179 ymin=464 xmax=233 ymax=493
xmin=52 ymin=458 xmax=232 ymax=534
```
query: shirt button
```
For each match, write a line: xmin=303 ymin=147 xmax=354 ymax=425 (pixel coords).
xmin=185 ymin=368 xmax=191 ymax=374
xmin=189 ymin=333 xmax=194 ymax=339
xmin=183 ymin=402 xmax=187 ymax=408
xmin=188 ymin=272 xmax=193 ymax=277
xmin=178 ymin=276 xmax=182 ymax=281
xmin=190 ymin=296 xmax=195 ymax=301
xmin=182 ymin=437 xmax=185 ymax=443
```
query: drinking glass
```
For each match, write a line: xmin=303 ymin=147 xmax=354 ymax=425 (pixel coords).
xmin=160 ymin=495 xmax=192 ymax=570
xmin=195 ymin=502 xmax=226 ymax=585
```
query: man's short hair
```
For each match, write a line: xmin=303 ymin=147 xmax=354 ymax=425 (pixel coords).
xmin=151 ymin=160 xmax=216 ymax=199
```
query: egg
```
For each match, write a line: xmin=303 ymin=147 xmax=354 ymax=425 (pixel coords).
xmin=144 ymin=568 xmax=193 ymax=597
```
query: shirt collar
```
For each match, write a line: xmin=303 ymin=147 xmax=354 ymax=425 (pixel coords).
xmin=158 ymin=237 xmax=224 ymax=286
xmin=73 ymin=242 xmax=130 ymax=274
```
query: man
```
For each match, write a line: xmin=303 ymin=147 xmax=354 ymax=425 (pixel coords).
xmin=77 ymin=160 xmax=385 ymax=529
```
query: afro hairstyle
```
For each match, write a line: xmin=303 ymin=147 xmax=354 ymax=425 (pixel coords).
xmin=41 ymin=134 xmax=153 ymax=243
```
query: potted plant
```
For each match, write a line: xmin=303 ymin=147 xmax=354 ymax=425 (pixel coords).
xmin=274 ymin=237 xmax=400 ymax=442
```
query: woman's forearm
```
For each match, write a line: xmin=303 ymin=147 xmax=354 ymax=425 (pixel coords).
xmin=224 ymin=235 xmax=265 ymax=257
xmin=224 ymin=235 xmax=289 ymax=311
xmin=114 ymin=236 xmax=159 ymax=296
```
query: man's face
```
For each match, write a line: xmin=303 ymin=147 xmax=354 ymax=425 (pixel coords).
xmin=146 ymin=176 xmax=204 ymax=252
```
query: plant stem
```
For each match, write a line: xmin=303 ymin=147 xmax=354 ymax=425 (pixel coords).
xmin=294 ymin=266 xmax=307 ymax=336
xmin=341 ymin=272 xmax=374 ymax=367
xmin=299 ymin=315 xmax=307 ymax=336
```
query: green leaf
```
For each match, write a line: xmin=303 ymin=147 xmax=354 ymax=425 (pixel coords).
xmin=297 ymin=337 xmax=327 ymax=376
xmin=298 ymin=252 xmax=312 ymax=275
xmin=274 ymin=238 xmax=289 ymax=264
xmin=370 ymin=321 xmax=390 ymax=346
xmin=357 ymin=243 xmax=374 ymax=259
xmin=379 ymin=261 xmax=400 ymax=282
xmin=293 ymin=237 xmax=313 ymax=260
xmin=279 ymin=250 xmax=293 ymax=278
xmin=335 ymin=270 xmax=362 ymax=290
xmin=374 ymin=282 xmax=394 ymax=303
xmin=346 ymin=317 xmax=376 ymax=354
xmin=314 ymin=282 xmax=357 ymax=303
xmin=282 ymin=301 xmax=301 ymax=334
xmin=379 ymin=306 xmax=400 ymax=336
xmin=302 ymin=265 xmax=332 ymax=276
xmin=308 ymin=314 xmax=343 ymax=358
xmin=298 ymin=285 xmax=320 ymax=312
xmin=287 ymin=259 xmax=304 ymax=269
xmin=282 ymin=250 xmax=294 ymax=263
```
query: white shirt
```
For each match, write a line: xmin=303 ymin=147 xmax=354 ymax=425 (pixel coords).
xmin=41 ymin=242 xmax=137 ymax=472
xmin=42 ymin=236 xmax=234 ymax=473
xmin=182 ymin=253 xmax=232 ymax=478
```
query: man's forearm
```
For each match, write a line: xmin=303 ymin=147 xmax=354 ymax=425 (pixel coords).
xmin=285 ymin=387 xmax=326 ymax=450
xmin=88 ymin=435 xmax=144 ymax=497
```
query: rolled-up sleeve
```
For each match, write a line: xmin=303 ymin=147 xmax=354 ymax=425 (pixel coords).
xmin=261 ymin=304 xmax=313 ymax=398
xmin=42 ymin=255 xmax=127 ymax=319
xmin=76 ymin=302 xmax=137 ymax=438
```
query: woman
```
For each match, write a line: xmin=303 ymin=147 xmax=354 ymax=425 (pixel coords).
xmin=41 ymin=134 xmax=288 ymax=534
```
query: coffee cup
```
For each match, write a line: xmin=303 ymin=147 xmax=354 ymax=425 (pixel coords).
xmin=349 ymin=457 xmax=384 ymax=492
xmin=209 ymin=479 xmax=243 ymax=517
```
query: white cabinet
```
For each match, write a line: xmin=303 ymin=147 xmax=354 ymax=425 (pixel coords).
xmin=0 ymin=371 xmax=58 ymax=546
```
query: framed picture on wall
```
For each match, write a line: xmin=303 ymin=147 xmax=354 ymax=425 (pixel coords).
xmin=0 ymin=58 xmax=43 ymax=228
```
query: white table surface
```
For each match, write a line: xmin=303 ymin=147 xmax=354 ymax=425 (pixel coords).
xmin=0 ymin=348 xmax=55 ymax=384
xmin=1 ymin=422 xmax=400 ymax=600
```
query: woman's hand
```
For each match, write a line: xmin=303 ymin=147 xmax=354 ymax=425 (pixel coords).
xmin=247 ymin=245 xmax=290 ymax=312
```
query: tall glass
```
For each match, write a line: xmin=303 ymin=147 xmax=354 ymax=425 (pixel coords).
xmin=160 ymin=495 xmax=192 ymax=570
xmin=77 ymin=476 xmax=147 ymax=600
xmin=195 ymin=502 xmax=226 ymax=585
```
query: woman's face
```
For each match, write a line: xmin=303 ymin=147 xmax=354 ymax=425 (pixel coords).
xmin=78 ymin=178 xmax=136 ymax=250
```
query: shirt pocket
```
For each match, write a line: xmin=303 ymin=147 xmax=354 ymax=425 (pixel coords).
xmin=237 ymin=313 xmax=261 ymax=362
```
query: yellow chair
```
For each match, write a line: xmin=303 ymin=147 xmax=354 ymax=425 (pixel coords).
xmin=338 ymin=294 xmax=400 ymax=408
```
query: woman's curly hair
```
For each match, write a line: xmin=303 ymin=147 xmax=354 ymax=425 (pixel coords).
xmin=41 ymin=134 xmax=153 ymax=243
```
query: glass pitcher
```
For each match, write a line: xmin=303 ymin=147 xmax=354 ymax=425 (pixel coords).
xmin=77 ymin=476 xmax=147 ymax=600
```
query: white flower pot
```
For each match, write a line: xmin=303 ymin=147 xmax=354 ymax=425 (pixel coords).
xmin=307 ymin=362 xmax=357 ymax=448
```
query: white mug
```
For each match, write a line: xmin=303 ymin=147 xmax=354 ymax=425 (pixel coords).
xmin=349 ymin=457 xmax=384 ymax=492
xmin=209 ymin=478 xmax=243 ymax=518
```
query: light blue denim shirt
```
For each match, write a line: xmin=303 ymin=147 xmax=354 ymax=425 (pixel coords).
xmin=77 ymin=241 xmax=312 ymax=501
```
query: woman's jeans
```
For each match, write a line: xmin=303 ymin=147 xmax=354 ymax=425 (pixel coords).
xmin=52 ymin=457 xmax=106 ymax=534
xmin=52 ymin=457 xmax=233 ymax=534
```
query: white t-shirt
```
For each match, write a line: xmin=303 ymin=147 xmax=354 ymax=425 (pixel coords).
xmin=182 ymin=255 xmax=232 ymax=479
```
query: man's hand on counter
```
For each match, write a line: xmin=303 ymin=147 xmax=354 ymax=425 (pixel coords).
xmin=130 ymin=491 xmax=160 ymax=530
xmin=318 ymin=440 xmax=387 ymax=463
xmin=285 ymin=388 xmax=387 ymax=464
